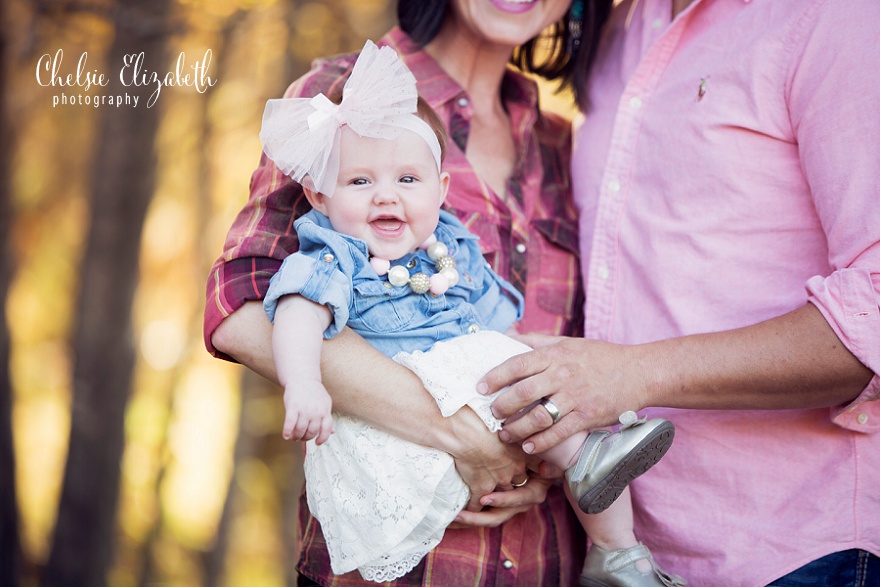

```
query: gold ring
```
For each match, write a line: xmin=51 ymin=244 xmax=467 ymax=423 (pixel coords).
xmin=512 ymin=477 xmax=529 ymax=488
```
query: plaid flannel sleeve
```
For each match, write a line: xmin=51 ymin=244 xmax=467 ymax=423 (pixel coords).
xmin=203 ymin=54 xmax=356 ymax=360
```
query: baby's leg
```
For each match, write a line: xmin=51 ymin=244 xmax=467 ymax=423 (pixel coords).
xmin=570 ymin=487 xmax=651 ymax=573
xmin=541 ymin=436 xmax=651 ymax=571
xmin=539 ymin=431 xmax=587 ymax=470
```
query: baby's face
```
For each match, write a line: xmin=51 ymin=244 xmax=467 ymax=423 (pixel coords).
xmin=320 ymin=126 xmax=449 ymax=262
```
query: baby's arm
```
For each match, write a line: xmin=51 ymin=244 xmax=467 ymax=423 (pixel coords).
xmin=272 ymin=293 xmax=335 ymax=444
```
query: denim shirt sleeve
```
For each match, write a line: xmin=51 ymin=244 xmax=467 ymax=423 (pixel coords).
xmin=477 ymin=264 xmax=525 ymax=331
xmin=263 ymin=212 xmax=360 ymax=339
xmin=438 ymin=211 xmax=524 ymax=331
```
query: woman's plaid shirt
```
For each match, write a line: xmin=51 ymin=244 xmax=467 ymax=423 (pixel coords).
xmin=204 ymin=28 xmax=585 ymax=586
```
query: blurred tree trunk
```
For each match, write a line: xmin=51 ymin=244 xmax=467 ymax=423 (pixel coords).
xmin=44 ymin=0 xmax=171 ymax=584
xmin=0 ymin=4 xmax=23 ymax=584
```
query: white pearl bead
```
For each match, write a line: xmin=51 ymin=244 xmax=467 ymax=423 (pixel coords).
xmin=387 ymin=265 xmax=410 ymax=287
xmin=440 ymin=267 xmax=459 ymax=288
xmin=426 ymin=241 xmax=449 ymax=262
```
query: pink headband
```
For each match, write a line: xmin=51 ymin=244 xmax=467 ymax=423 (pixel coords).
xmin=259 ymin=40 xmax=442 ymax=197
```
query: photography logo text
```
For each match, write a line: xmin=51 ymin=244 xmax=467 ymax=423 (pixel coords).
xmin=36 ymin=48 xmax=217 ymax=109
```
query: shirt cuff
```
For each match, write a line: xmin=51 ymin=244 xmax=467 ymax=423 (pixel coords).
xmin=263 ymin=252 xmax=351 ymax=339
xmin=806 ymin=267 xmax=880 ymax=433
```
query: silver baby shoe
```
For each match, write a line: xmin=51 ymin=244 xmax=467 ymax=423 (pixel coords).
xmin=580 ymin=544 xmax=687 ymax=587
xmin=566 ymin=412 xmax=674 ymax=514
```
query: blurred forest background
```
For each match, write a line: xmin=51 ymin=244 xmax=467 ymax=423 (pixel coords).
xmin=0 ymin=0 xmax=575 ymax=585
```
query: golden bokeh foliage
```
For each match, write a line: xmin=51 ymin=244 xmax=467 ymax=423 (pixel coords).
xmin=2 ymin=1 xmax=575 ymax=585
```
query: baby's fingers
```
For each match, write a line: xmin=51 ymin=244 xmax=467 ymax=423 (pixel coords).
xmin=314 ymin=414 xmax=335 ymax=446
xmin=290 ymin=413 xmax=317 ymax=442
xmin=282 ymin=408 xmax=299 ymax=440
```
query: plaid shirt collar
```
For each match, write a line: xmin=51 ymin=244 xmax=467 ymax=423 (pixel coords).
xmin=382 ymin=27 xmax=541 ymax=132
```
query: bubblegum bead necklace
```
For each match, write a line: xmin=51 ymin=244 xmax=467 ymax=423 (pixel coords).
xmin=369 ymin=235 xmax=460 ymax=295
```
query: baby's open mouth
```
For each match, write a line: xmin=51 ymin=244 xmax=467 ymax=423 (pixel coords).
xmin=370 ymin=216 xmax=405 ymax=234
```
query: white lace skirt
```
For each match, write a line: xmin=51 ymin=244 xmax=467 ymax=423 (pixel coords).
xmin=304 ymin=330 xmax=532 ymax=582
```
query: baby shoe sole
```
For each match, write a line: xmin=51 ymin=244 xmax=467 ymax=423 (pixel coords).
xmin=578 ymin=420 xmax=675 ymax=514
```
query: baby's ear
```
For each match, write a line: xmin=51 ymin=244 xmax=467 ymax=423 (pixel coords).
xmin=438 ymin=171 xmax=451 ymax=205
xmin=302 ymin=181 xmax=329 ymax=214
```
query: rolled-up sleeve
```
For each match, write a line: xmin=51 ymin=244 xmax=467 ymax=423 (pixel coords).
xmin=791 ymin=3 xmax=880 ymax=431
xmin=263 ymin=251 xmax=353 ymax=340
xmin=807 ymin=271 xmax=880 ymax=432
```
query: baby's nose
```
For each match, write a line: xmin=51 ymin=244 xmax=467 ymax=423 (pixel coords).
xmin=373 ymin=188 xmax=400 ymax=204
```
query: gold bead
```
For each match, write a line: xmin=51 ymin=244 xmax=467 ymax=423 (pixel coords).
xmin=436 ymin=255 xmax=456 ymax=271
xmin=409 ymin=273 xmax=431 ymax=294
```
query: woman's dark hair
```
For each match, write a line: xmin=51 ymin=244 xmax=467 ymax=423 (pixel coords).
xmin=397 ymin=0 xmax=449 ymax=47
xmin=397 ymin=0 xmax=613 ymax=111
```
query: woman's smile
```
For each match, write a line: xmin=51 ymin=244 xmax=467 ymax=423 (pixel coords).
xmin=489 ymin=0 xmax=538 ymax=15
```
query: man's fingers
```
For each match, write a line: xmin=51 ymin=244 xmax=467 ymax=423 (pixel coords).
xmin=499 ymin=394 xmax=560 ymax=441
xmin=478 ymin=347 xmax=549 ymax=399
xmin=510 ymin=332 xmax=559 ymax=349
xmin=522 ymin=413 xmax=588 ymax=454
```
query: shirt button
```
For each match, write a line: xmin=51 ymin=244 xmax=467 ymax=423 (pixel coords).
xmin=629 ymin=96 xmax=643 ymax=110
xmin=608 ymin=180 xmax=621 ymax=193
xmin=468 ymin=324 xmax=481 ymax=334
xmin=515 ymin=243 xmax=527 ymax=254
xmin=457 ymin=97 xmax=469 ymax=108
xmin=406 ymin=258 xmax=418 ymax=269
xmin=597 ymin=266 xmax=610 ymax=280
xmin=502 ymin=560 xmax=514 ymax=570
xmin=857 ymin=413 xmax=869 ymax=425
xmin=322 ymin=253 xmax=335 ymax=263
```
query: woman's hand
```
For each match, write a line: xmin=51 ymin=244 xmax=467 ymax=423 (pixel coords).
xmin=445 ymin=407 xmax=532 ymax=511
xmin=449 ymin=476 xmax=555 ymax=528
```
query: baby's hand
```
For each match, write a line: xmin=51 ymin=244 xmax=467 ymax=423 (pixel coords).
xmin=282 ymin=380 xmax=335 ymax=445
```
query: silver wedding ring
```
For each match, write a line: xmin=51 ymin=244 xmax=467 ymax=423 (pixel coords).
xmin=512 ymin=477 xmax=529 ymax=488
xmin=540 ymin=397 xmax=561 ymax=424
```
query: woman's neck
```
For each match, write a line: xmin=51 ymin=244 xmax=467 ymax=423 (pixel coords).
xmin=423 ymin=23 xmax=511 ymax=117
xmin=420 ymin=16 xmax=520 ymax=197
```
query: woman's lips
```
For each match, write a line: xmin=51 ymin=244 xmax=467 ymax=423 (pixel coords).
xmin=488 ymin=0 xmax=538 ymax=15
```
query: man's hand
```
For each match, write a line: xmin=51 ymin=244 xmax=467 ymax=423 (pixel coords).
xmin=479 ymin=334 xmax=649 ymax=454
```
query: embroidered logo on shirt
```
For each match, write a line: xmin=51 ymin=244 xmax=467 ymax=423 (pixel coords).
xmin=696 ymin=76 xmax=709 ymax=102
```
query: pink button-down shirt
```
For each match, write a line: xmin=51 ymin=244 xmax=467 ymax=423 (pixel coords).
xmin=573 ymin=0 xmax=880 ymax=584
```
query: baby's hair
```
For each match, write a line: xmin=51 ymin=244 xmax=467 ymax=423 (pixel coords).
xmin=324 ymin=85 xmax=448 ymax=163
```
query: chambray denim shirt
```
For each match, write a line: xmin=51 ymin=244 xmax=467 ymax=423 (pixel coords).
xmin=264 ymin=210 xmax=524 ymax=358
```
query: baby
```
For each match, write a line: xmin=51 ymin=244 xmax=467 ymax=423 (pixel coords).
xmin=261 ymin=40 xmax=682 ymax=586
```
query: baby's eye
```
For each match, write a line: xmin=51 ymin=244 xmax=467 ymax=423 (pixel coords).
xmin=351 ymin=177 xmax=369 ymax=186
xmin=399 ymin=175 xmax=417 ymax=184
